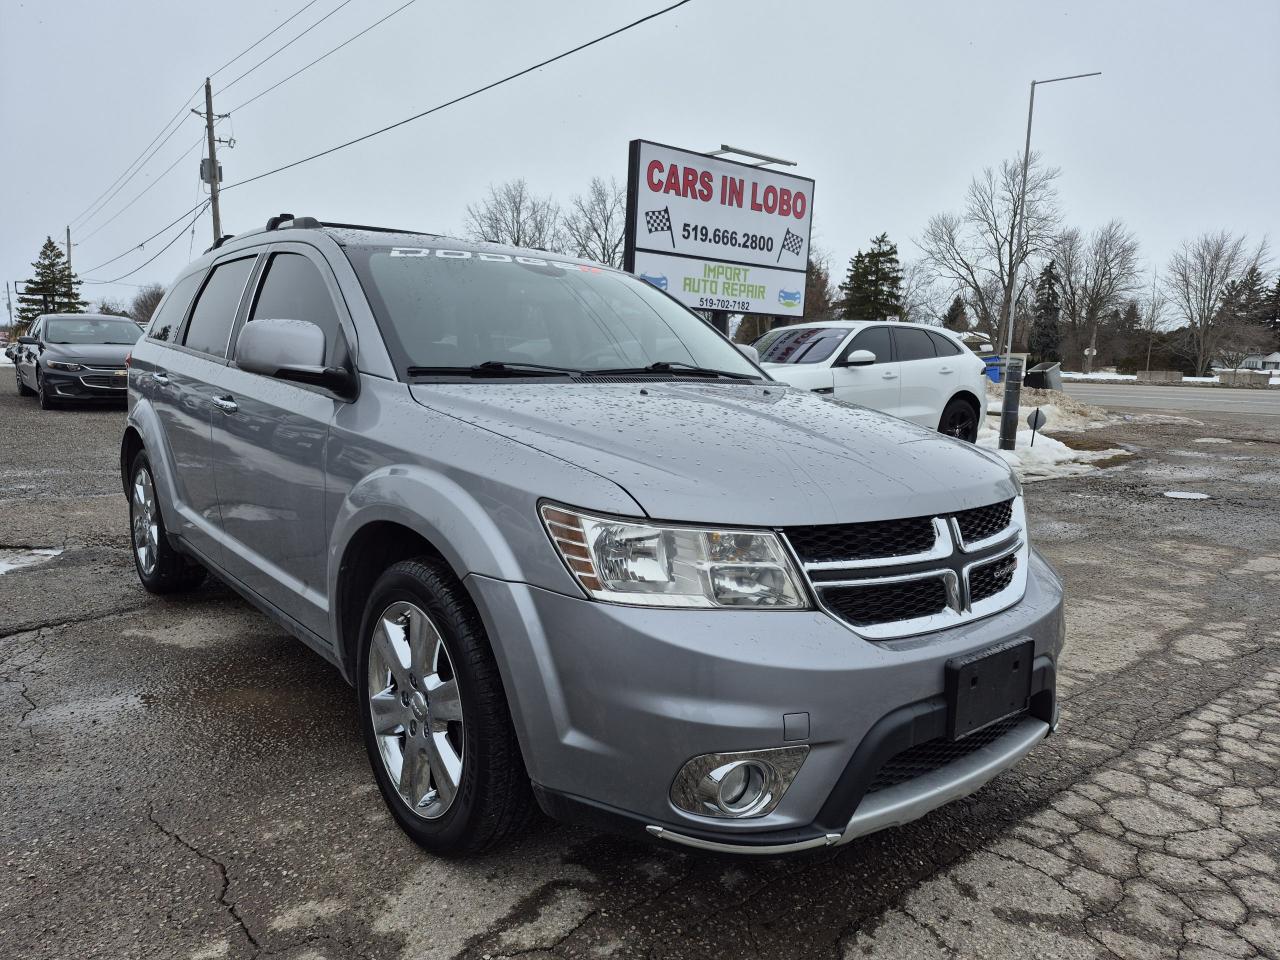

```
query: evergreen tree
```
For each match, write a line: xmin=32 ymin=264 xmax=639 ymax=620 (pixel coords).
xmin=1265 ymin=277 xmax=1280 ymax=339
xmin=15 ymin=237 xmax=86 ymax=332
xmin=837 ymin=233 xmax=903 ymax=321
xmin=1028 ymin=261 xmax=1062 ymax=364
xmin=941 ymin=296 xmax=968 ymax=331
xmin=1225 ymin=264 xmax=1269 ymax=330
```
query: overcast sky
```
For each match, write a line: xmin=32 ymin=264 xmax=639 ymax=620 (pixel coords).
xmin=2 ymin=0 xmax=1276 ymax=313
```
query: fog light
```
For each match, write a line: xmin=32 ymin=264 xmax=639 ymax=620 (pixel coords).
xmin=671 ymin=746 xmax=808 ymax=819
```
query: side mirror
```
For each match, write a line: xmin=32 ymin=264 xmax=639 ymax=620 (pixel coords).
xmin=737 ymin=343 xmax=760 ymax=364
xmin=235 ymin=318 xmax=356 ymax=399
xmin=841 ymin=349 xmax=876 ymax=367
xmin=18 ymin=335 xmax=37 ymax=345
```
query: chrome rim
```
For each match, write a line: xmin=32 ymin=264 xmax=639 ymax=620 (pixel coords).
xmin=367 ymin=601 xmax=464 ymax=820
xmin=131 ymin=465 xmax=160 ymax=576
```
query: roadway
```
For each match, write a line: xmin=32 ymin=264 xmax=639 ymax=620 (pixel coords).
xmin=1063 ymin=380 xmax=1280 ymax=418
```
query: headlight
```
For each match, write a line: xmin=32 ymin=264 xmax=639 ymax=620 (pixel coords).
xmin=46 ymin=360 xmax=82 ymax=371
xmin=541 ymin=504 xmax=809 ymax=609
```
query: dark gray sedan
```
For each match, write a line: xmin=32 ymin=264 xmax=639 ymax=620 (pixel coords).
xmin=15 ymin=313 xmax=142 ymax=409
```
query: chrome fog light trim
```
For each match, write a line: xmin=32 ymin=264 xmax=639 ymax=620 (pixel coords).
xmin=671 ymin=745 xmax=808 ymax=819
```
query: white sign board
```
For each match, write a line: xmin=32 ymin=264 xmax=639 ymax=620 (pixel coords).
xmin=624 ymin=140 xmax=814 ymax=317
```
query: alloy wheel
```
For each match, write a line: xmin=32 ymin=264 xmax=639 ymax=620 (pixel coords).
xmin=943 ymin=406 xmax=977 ymax=441
xmin=367 ymin=601 xmax=465 ymax=820
xmin=131 ymin=466 xmax=160 ymax=576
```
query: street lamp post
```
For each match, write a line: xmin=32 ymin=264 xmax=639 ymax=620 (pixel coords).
xmin=998 ymin=70 xmax=1101 ymax=451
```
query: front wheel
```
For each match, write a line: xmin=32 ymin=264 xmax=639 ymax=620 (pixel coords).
xmin=16 ymin=368 xmax=35 ymax=396
xmin=939 ymin=397 xmax=980 ymax=443
xmin=36 ymin=370 xmax=60 ymax=409
xmin=357 ymin=558 xmax=533 ymax=855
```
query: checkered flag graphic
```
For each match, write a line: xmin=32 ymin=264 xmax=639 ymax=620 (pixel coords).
xmin=777 ymin=228 xmax=804 ymax=262
xmin=644 ymin=206 xmax=676 ymax=248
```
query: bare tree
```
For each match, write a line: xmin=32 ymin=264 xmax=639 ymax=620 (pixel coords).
xmin=1164 ymin=231 xmax=1268 ymax=376
xmin=918 ymin=153 xmax=1060 ymax=349
xmin=562 ymin=177 xmax=626 ymax=267
xmin=898 ymin=260 xmax=941 ymax=325
xmin=1136 ymin=272 xmax=1169 ymax=373
xmin=464 ymin=179 xmax=563 ymax=250
xmin=129 ymin=283 xmax=165 ymax=324
xmin=1053 ymin=220 xmax=1142 ymax=370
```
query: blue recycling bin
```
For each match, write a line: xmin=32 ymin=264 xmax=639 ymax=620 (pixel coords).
xmin=982 ymin=355 xmax=1003 ymax=384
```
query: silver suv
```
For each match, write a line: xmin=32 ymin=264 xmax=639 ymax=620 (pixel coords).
xmin=122 ymin=216 xmax=1064 ymax=856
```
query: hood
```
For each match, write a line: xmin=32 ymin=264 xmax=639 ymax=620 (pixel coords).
xmin=42 ymin=341 xmax=135 ymax=366
xmin=409 ymin=381 xmax=1016 ymax=527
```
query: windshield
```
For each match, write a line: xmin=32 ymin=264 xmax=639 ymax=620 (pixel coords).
xmin=45 ymin=317 xmax=141 ymax=345
xmin=754 ymin=326 xmax=849 ymax=364
xmin=344 ymin=245 xmax=761 ymax=379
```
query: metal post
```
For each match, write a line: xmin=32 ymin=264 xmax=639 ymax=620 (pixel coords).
xmin=203 ymin=78 xmax=222 ymax=244
xmin=65 ymin=226 xmax=72 ymax=270
xmin=5 ymin=281 xmax=13 ymax=325
xmin=998 ymin=357 xmax=1024 ymax=451
xmin=1003 ymin=81 xmax=1036 ymax=360
xmin=710 ymin=310 xmax=729 ymax=335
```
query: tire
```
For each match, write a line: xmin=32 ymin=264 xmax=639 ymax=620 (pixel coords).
xmin=357 ymin=558 xmax=534 ymax=855
xmin=36 ymin=370 xmax=61 ymax=410
xmin=128 ymin=450 xmax=206 ymax=594
xmin=939 ymin=396 xmax=980 ymax=443
xmin=16 ymin=368 xmax=35 ymax=396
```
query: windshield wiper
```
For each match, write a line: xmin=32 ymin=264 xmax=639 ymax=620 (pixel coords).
xmin=406 ymin=360 xmax=584 ymax=378
xmin=592 ymin=361 xmax=760 ymax=380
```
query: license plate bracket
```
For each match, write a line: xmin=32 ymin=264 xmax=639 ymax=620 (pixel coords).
xmin=946 ymin=638 xmax=1033 ymax=740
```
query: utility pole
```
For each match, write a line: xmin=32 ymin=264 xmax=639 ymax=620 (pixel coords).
xmin=5 ymin=281 xmax=12 ymax=327
xmin=65 ymin=226 xmax=72 ymax=271
xmin=203 ymin=78 xmax=226 ymax=244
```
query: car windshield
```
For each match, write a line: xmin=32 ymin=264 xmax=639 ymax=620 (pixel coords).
xmin=344 ymin=244 xmax=761 ymax=379
xmin=44 ymin=317 xmax=141 ymax=345
xmin=754 ymin=326 xmax=849 ymax=364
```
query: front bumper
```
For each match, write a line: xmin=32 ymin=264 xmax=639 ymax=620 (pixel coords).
xmin=468 ymin=547 xmax=1064 ymax=853
xmin=42 ymin=366 xmax=128 ymax=400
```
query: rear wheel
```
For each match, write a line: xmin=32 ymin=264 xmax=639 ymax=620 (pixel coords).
xmin=939 ymin=396 xmax=980 ymax=443
xmin=128 ymin=451 xmax=206 ymax=594
xmin=357 ymin=558 xmax=534 ymax=855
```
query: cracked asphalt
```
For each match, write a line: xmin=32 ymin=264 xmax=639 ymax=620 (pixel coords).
xmin=1 ymin=387 xmax=1277 ymax=960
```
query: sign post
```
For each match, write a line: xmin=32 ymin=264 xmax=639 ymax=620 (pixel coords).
xmin=623 ymin=140 xmax=814 ymax=321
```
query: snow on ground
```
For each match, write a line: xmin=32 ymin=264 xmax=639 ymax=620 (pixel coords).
xmin=976 ymin=425 xmax=1129 ymax=482
xmin=0 ymin=548 xmax=62 ymax=575
xmin=1061 ymin=369 xmax=1280 ymax=386
xmin=1163 ymin=491 xmax=1211 ymax=500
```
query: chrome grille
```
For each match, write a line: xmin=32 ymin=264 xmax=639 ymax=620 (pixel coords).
xmin=783 ymin=497 xmax=1027 ymax=640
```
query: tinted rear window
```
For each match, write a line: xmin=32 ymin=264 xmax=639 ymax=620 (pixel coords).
xmin=894 ymin=327 xmax=936 ymax=363
xmin=927 ymin=330 xmax=962 ymax=356
xmin=756 ymin=327 xmax=849 ymax=364
xmin=183 ymin=257 xmax=256 ymax=357
xmin=148 ymin=273 xmax=202 ymax=344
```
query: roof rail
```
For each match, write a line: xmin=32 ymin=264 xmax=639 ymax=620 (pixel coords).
xmin=204 ymin=234 xmax=236 ymax=253
xmin=320 ymin=221 xmax=435 ymax=237
xmin=264 ymin=213 xmax=322 ymax=232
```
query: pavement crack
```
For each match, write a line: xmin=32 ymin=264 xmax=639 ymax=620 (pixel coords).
xmin=147 ymin=803 xmax=263 ymax=957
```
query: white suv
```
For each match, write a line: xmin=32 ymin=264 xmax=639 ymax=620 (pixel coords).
xmin=754 ymin=321 xmax=988 ymax=442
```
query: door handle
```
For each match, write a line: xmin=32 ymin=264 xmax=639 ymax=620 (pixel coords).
xmin=151 ymin=372 xmax=171 ymax=385
xmin=211 ymin=395 xmax=238 ymax=414
xmin=939 ymin=367 xmax=954 ymax=374
xmin=882 ymin=372 xmax=898 ymax=380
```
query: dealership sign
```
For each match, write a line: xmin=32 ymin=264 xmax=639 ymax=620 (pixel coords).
xmin=623 ymin=140 xmax=814 ymax=317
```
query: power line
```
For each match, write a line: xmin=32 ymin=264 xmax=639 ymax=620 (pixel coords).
xmin=224 ymin=0 xmax=694 ymax=192
xmin=69 ymin=84 xmax=203 ymax=227
xmin=79 ymin=200 xmax=209 ymax=276
xmin=80 ymin=133 xmax=208 ymax=243
xmin=208 ymin=0 xmax=324 ymax=78
xmin=84 ymin=203 xmax=211 ymax=285
xmin=229 ymin=0 xmax=417 ymax=114
xmin=216 ymin=0 xmax=358 ymax=96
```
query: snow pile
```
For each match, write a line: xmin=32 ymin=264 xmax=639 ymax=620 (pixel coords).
xmin=985 ymin=384 xmax=1110 ymax=432
xmin=976 ymin=426 xmax=1129 ymax=482
xmin=1060 ymin=371 xmax=1137 ymax=381
xmin=0 ymin=548 xmax=62 ymax=575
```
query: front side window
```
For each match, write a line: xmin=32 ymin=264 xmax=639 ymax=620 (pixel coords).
xmin=844 ymin=326 xmax=893 ymax=364
xmin=248 ymin=253 xmax=344 ymax=366
xmin=344 ymin=245 xmax=760 ymax=379
xmin=44 ymin=316 xmax=142 ymax=345
xmin=149 ymin=273 xmax=202 ymax=344
xmin=183 ymin=257 xmax=256 ymax=358
xmin=754 ymin=326 xmax=849 ymax=364
xmin=893 ymin=327 xmax=937 ymax=363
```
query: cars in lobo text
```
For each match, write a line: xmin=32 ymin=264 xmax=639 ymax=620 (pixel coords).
xmin=754 ymin=320 xmax=989 ymax=442
xmin=16 ymin=313 xmax=141 ymax=409
xmin=121 ymin=215 xmax=1063 ymax=856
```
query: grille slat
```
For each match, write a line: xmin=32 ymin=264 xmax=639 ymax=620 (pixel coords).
xmin=786 ymin=516 xmax=936 ymax=564
xmin=955 ymin=499 xmax=1013 ymax=544
xmin=969 ymin=554 xmax=1017 ymax=605
xmin=866 ymin=712 xmax=1026 ymax=793
xmin=821 ymin=577 xmax=948 ymax=627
